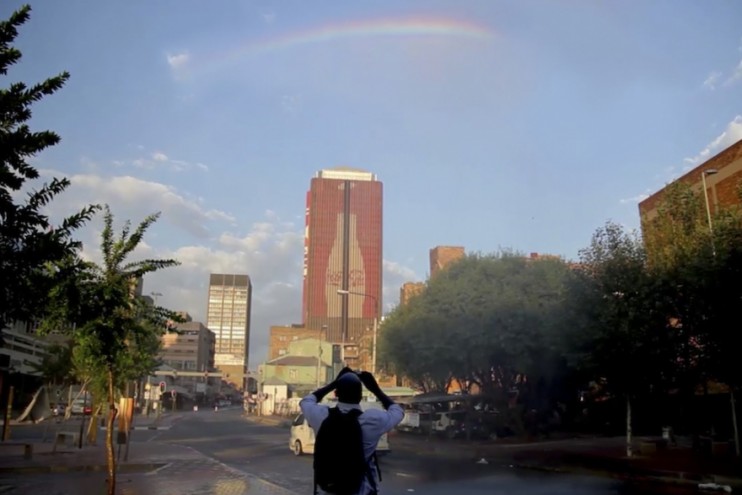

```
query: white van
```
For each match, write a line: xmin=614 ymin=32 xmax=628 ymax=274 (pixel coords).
xmin=289 ymin=401 xmax=391 ymax=456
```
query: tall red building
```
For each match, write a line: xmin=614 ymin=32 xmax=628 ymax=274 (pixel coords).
xmin=302 ymin=167 xmax=383 ymax=345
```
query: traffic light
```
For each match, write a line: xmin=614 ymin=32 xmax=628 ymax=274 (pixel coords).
xmin=159 ymin=381 xmax=166 ymax=394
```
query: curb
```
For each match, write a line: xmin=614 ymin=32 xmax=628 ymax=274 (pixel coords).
xmin=508 ymin=461 xmax=741 ymax=489
xmin=0 ymin=462 xmax=166 ymax=475
xmin=97 ymin=425 xmax=172 ymax=431
xmin=392 ymin=440 xmax=742 ymax=489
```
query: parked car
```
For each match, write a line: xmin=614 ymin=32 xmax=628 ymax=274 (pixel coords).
xmin=70 ymin=399 xmax=92 ymax=415
xmin=289 ymin=401 xmax=391 ymax=456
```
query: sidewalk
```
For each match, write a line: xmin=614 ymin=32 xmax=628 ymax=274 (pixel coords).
xmin=391 ymin=432 xmax=742 ymax=489
xmin=0 ymin=438 xmax=297 ymax=495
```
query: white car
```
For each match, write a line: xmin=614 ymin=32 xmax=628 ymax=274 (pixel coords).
xmin=289 ymin=402 xmax=391 ymax=456
xmin=70 ymin=399 xmax=92 ymax=415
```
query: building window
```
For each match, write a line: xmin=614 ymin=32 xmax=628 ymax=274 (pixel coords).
xmin=278 ymin=349 xmax=286 ymax=356
xmin=289 ymin=369 xmax=297 ymax=380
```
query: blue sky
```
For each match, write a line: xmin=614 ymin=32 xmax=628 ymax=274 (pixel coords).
xmin=5 ymin=1 xmax=742 ymax=367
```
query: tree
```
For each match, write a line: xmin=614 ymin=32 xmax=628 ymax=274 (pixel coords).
xmin=0 ymin=5 xmax=98 ymax=339
xmin=381 ymin=252 xmax=574 ymax=434
xmin=40 ymin=206 xmax=179 ymax=495
xmin=562 ymin=222 xmax=673 ymax=456
xmin=643 ymin=181 xmax=742 ymax=456
xmin=381 ymin=301 xmax=456 ymax=393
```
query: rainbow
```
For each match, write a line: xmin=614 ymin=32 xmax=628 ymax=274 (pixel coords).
xmin=207 ymin=16 xmax=494 ymax=67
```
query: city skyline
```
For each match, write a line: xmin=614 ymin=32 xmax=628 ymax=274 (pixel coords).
xmin=7 ymin=1 xmax=741 ymax=366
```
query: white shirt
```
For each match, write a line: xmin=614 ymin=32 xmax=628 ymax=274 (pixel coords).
xmin=300 ymin=394 xmax=405 ymax=495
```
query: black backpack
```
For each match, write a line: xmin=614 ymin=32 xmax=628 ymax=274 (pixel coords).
xmin=314 ymin=407 xmax=376 ymax=495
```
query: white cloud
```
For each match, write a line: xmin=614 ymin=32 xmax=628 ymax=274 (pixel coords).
xmin=166 ymin=52 xmax=190 ymax=69
xmin=684 ymin=115 xmax=742 ymax=165
xmin=724 ymin=60 xmax=742 ymax=87
xmin=381 ymin=260 xmax=420 ymax=312
xmin=62 ymin=174 xmax=235 ymax=238
xmin=619 ymin=193 xmax=650 ymax=205
xmin=124 ymin=150 xmax=208 ymax=173
xmin=703 ymin=71 xmax=722 ymax=90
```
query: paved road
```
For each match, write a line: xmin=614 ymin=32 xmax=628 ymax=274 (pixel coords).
xmin=155 ymin=409 xmax=696 ymax=495
xmin=4 ymin=409 xmax=698 ymax=494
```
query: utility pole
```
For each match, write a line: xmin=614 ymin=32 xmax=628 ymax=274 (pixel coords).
xmin=337 ymin=290 xmax=379 ymax=373
xmin=316 ymin=326 xmax=325 ymax=387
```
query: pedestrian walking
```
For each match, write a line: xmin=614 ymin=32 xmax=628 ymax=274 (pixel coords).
xmin=300 ymin=368 xmax=404 ymax=495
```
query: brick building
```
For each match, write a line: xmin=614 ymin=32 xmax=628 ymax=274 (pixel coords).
xmin=639 ymin=139 xmax=742 ymax=223
xmin=268 ymin=325 xmax=327 ymax=361
xmin=429 ymin=246 xmax=465 ymax=278
xmin=399 ymin=282 xmax=425 ymax=306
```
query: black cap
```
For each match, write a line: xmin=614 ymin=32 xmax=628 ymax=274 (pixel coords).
xmin=335 ymin=373 xmax=362 ymax=404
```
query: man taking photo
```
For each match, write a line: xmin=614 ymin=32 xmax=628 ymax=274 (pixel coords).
xmin=300 ymin=368 xmax=404 ymax=495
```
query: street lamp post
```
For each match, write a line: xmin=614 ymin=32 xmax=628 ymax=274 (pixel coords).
xmin=701 ymin=168 xmax=718 ymax=256
xmin=150 ymin=291 xmax=163 ymax=307
xmin=317 ymin=325 xmax=327 ymax=387
xmin=701 ymin=168 xmax=739 ymax=457
xmin=336 ymin=290 xmax=378 ymax=374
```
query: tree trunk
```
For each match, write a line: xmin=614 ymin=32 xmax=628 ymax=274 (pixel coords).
xmin=731 ymin=389 xmax=740 ymax=457
xmin=626 ymin=397 xmax=633 ymax=458
xmin=87 ymin=404 xmax=102 ymax=445
xmin=106 ymin=368 xmax=118 ymax=495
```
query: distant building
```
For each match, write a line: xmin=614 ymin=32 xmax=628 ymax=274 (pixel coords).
xmin=399 ymin=282 xmax=425 ymax=306
xmin=207 ymin=273 xmax=252 ymax=390
xmin=429 ymin=246 xmax=465 ymax=277
xmin=303 ymin=167 xmax=383 ymax=350
xmin=0 ymin=321 xmax=51 ymax=377
xmin=160 ymin=320 xmax=215 ymax=373
xmin=268 ymin=324 xmax=327 ymax=361
xmin=260 ymin=337 xmax=335 ymax=397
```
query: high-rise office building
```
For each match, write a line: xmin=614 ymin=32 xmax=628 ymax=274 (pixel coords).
xmin=206 ymin=273 xmax=252 ymax=390
xmin=302 ymin=167 xmax=383 ymax=347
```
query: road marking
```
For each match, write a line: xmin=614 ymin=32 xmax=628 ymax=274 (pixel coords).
xmin=395 ymin=472 xmax=418 ymax=479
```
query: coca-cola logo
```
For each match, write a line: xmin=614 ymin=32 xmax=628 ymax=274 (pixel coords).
xmin=349 ymin=269 xmax=365 ymax=288
xmin=326 ymin=269 xmax=365 ymax=287
xmin=327 ymin=270 xmax=342 ymax=286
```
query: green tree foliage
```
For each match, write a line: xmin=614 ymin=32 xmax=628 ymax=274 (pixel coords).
xmin=381 ymin=253 xmax=572 ymax=409
xmin=643 ymin=181 xmax=742 ymax=450
xmin=39 ymin=205 xmax=179 ymax=495
xmin=561 ymin=222 xmax=673 ymax=400
xmin=31 ymin=341 xmax=75 ymax=388
xmin=0 ymin=5 xmax=98 ymax=336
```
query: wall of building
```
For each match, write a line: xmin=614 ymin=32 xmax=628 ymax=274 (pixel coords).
xmin=639 ymin=139 xmax=742 ymax=222
xmin=268 ymin=325 xmax=327 ymax=361
xmin=303 ymin=168 xmax=383 ymax=344
xmin=160 ymin=321 xmax=215 ymax=372
xmin=207 ymin=273 xmax=252 ymax=375
xmin=399 ymin=282 xmax=425 ymax=306
xmin=429 ymin=246 xmax=465 ymax=278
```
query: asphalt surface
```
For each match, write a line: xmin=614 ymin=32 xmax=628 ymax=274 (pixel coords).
xmin=3 ymin=409 xmax=700 ymax=494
